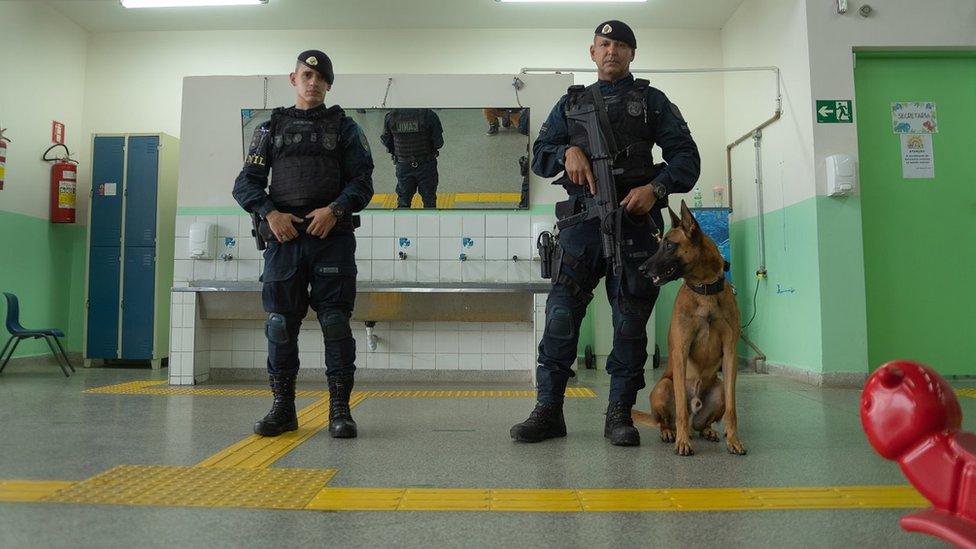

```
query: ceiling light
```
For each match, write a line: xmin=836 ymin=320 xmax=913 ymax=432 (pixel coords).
xmin=121 ymin=0 xmax=268 ymax=8
xmin=496 ymin=0 xmax=646 ymax=3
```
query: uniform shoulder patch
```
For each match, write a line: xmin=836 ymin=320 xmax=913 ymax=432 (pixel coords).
xmin=669 ymin=102 xmax=685 ymax=122
xmin=359 ymin=130 xmax=371 ymax=153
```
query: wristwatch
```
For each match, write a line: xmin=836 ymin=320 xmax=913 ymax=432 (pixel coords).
xmin=651 ymin=182 xmax=668 ymax=200
xmin=327 ymin=202 xmax=347 ymax=219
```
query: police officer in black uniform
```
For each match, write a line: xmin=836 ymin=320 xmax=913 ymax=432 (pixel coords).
xmin=232 ymin=50 xmax=374 ymax=439
xmin=380 ymin=108 xmax=444 ymax=208
xmin=511 ymin=21 xmax=701 ymax=446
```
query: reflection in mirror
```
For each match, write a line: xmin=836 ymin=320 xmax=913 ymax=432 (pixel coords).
xmin=242 ymin=107 xmax=530 ymax=210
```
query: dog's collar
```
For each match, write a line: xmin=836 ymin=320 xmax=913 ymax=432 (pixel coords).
xmin=686 ymin=277 xmax=726 ymax=296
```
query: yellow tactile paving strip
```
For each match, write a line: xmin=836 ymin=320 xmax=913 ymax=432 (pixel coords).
xmin=39 ymin=465 xmax=335 ymax=510
xmin=84 ymin=382 xmax=597 ymax=400
xmin=304 ymin=485 xmax=926 ymax=512
xmin=197 ymin=393 xmax=368 ymax=469
xmin=0 ymin=480 xmax=76 ymax=502
xmin=956 ymin=388 xmax=976 ymax=399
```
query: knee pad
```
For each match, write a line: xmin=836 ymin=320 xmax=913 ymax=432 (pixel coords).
xmin=321 ymin=310 xmax=352 ymax=342
xmin=265 ymin=313 xmax=289 ymax=345
xmin=617 ymin=317 xmax=647 ymax=340
xmin=545 ymin=305 xmax=575 ymax=341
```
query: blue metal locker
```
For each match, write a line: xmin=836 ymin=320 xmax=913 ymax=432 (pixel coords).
xmin=86 ymin=246 xmax=121 ymax=358
xmin=124 ymin=136 xmax=159 ymax=247
xmin=90 ymin=137 xmax=124 ymax=247
xmin=122 ymin=247 xmax=155 ymax=359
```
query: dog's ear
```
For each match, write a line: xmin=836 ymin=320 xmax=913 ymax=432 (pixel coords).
xmin=667 ymin=206 xmax=681 ymax=229
xmin=679 ymin=200 xmax=701 ymax=239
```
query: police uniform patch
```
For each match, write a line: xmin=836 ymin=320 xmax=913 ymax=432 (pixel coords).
xmin=627 ymin=101 xmax=643 ymax=117
xmin=670 ymin=102 xmax=685 ymax=122
xmin=540 ymin=122 xmax=550 ymax=135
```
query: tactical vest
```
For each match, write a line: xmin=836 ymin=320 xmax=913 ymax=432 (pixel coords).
xmin=389 ymin=109 xmax=436 ymax=162
xmin=565 ymin=79 xmax=660 ymax=190
xmin=268 ymin=104 xmax=344 ymax=209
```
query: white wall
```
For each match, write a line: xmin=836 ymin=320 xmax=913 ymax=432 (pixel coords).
xmin=721 ymin=0 xmax=816 ymax=220
xmin=805 ymin=0 xmax=976 ymax=195
xmin=0 ymin=1 xmax=88 ymax=219
xmin=76 ymin=27 xmax=726 ymax=219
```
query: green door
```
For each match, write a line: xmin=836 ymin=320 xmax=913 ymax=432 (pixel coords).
xmin=854 ymin=53 xmax=976 ymax=376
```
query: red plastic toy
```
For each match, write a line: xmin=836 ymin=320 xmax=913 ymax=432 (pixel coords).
xmin=862 ymin=360 xmax=976 ymax=548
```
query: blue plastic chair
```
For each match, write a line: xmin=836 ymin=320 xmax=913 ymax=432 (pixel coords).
xmin=0 ymin=293 xmax=74 ymax=377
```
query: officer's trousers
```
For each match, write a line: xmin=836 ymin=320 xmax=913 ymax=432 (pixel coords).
xmin=395 ymin=159 xmax=438 ymax=209
xmin=261 ymin=230 xmax=357 ymax=378
xmin=536 ymin=211 xmax=661 ymax=406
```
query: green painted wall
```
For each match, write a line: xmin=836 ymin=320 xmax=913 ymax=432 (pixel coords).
xmin=0 ymin=210 xmax=87 ymax=357
xmin=854 ymin=54 xmax=976 ymax=376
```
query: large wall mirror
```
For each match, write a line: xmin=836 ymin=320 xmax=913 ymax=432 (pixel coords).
xmin=242 ymin=107 xmax=530 ymax=210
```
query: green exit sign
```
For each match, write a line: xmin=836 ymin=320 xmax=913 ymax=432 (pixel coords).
xmin=817 ymin=100 xmax=854 ymax=123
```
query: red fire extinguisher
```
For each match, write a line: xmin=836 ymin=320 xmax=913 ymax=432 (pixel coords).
xmin=0 ymin=128 xmax=9 ymax=191
xmin=43 ymin=144 xmax=78 ymax=224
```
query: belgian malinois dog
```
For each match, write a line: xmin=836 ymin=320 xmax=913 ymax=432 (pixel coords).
xmin=635 ymin=200 xmax=746 ymax=456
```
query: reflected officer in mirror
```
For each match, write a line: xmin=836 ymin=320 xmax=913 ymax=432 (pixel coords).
xmin=380 ymin=108 xmax=444 ymax=209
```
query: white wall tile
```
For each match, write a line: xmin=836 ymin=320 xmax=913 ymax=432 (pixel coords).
xmin=508 ymin=238 xmax=532 ymax=261
xmin=414 ymin=237 xmax=438 ymax=261
xmin=372 ymin=215 xmax=395 ymax=236
xmin=176 ymin=216 xmax=195 ymax=239
xmin=485 ymin=261 xmax=508 ymax=282
xmin=299 ymin=352 xmax=321 ymax=369
xmin=173 ymin=259 xmax=191 ymax=283
xmin=180 ymin=327 xmax=195 ymax=352
xmin=181 ymin=304 xmax=195 ymax=329
xmin=482 ymin=354 xmax=507 ymax=370
xmin=238 ymin=260 xmax=260 ymax=281
xmin=458 ymin=322 xmax=482 ymax=332
xmin=215 ymin=260 xmax=238 ymax=281
xmin=395 ymin=260 xmax=418 ymax=282
xmin=211 ymin=350 xmax=233 ymax=369
xmin=459 ymin=332 xmax=483 ymax=353
xmin=355 ymin=237 xmax=373 ymax=260
xmin=508 ymin=214 xmax=531 ymax=237
xmin=440 ymin=238 xmax=461 ymax=260
xmin=192 ymin=260 xmax=215 ymax=281
xmin=485 ymin=215 xmax=508 ymax=237
xmin=531 ymin=215 xmax=558 ymax=235
xmin=506 ymin=331 xmax=531 ymax=355
xmin=417 ymin=261 xmax=439 ymax=282
xmin=394 ymin=214 xmax=418 ymax=237
xmin=169 ymin=324 xmax=182 ymax=356
xmin=169 ymin=352 xmax=184 ymax=376
xmin=232 ymin=350 xmax=252 ymax=368
xmin=413 ymin=322 xmax=436 ymax=332
xmin=413 ymin=331 xmax=436 ymax=353
xmin=486 ymin=238 xmax=508 ymax=260
xmin=371 ymin=261 xmax=394 ymax=281
xmin=435 ymin=331 xmax=459 ymax=354
xmin=237 ymin=238 xmax=261 ymax=260
xmin=461 ymin=261 xmax=485 ymax=283
xmin=217 ymin=215 xmax=240 ymax=237
xmin=357 ymin=261 xmax=372 ymax=281
xmin=233 ymin=328 xmax=255 ymax=351
xmin=298 ymin=329 xmax=323 ymax=353
xmin=439 ymin=216 xmax=461 ymax=237
xmin=211 ymin=328 xmax=232 ymax=351
xmin=507 ymin=261 xmax=532 ymax=283
xmin=412 ymin=353 xmax=435 ymax=369
xmin=417 ymin=214 xmax=439 ymax=237
xmin=462 ymin=215 xmax=485 ymax=238
xmin=439 ymin=261 xmax=461 ymax=282
xmin=389 ymin=353 xmax=413 ymax=369
xmin=176 ymin=237 xmax=193 ymax=260
xmin=506 ymin=353 xmax=533 ymax=371
xmin=253 ymin=351 xmax=269 ymax=369
xmin=372 ymin=237 xmax=395 ymax=260
xmin=435 ymin=354 xmax=459 ymax=370
xmin=367 ymin=353 xmax=390 ymax=369
xmin=459 ymin=354 xmax=483 ymax=370
xmin=357 ymin=215 xmax=373 ymax=237
xmin=483 ymin=332 xmax=506 ymax=354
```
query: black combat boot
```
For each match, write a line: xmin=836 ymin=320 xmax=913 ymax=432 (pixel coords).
xmin=253 ymin=373 xmax=298 ymax=437
xmin=328 ymin=375 xmax=358 ymax=439
xmin=510 ymin=402 xmax=566 ymax=443
xmin=486 ymin=122 xmax=499 ymax=136
xmin=604 ymin=401 xmax=640 ymax=447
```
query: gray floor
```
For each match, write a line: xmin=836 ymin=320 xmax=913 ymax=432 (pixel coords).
xmin=0 ymin=356 xmax=964 ymax=548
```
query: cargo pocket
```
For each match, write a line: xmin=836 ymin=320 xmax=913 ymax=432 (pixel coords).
xmin=260 ymin=263 xmax=305 ymax=314
xmin=311 ymin=263 xmax=358 ymax=312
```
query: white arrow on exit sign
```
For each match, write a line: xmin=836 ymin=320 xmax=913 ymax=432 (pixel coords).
xmin=818 ymin=105 xmax=833 ymax=118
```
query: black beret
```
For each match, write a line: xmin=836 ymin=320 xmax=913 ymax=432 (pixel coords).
xmin=594 ymin=20 xmax=636 ymax=50
xmin=297 ymin=49 xmax=334 ymax=85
